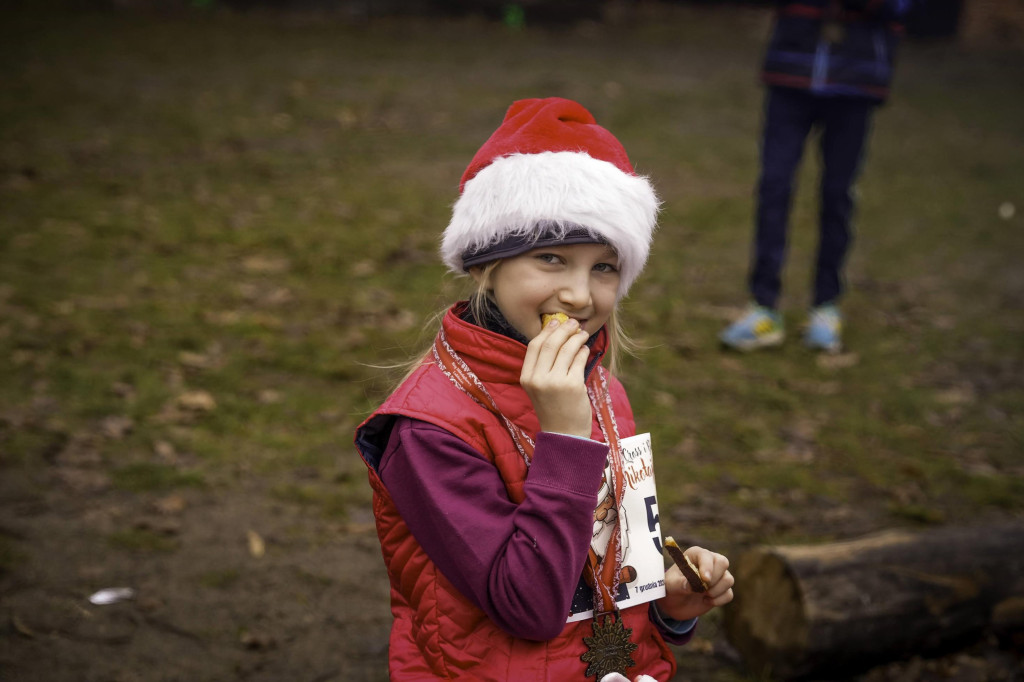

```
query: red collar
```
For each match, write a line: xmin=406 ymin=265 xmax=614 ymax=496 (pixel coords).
xmin=443 ymin=301 xmax=608 ymax=386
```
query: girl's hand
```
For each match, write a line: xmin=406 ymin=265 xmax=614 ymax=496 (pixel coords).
xmin=520 ymin=316 xmax=593 ymax=438
xmin=656 ymin=546 xmax=734 ymax=622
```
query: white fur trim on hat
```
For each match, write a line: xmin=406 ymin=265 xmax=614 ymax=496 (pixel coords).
xmin=441 ymin=151 xmax=660 ymax=298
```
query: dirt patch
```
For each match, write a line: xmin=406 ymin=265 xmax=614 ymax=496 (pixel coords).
xmin=0 ymin=466 xmax=391 ymax=682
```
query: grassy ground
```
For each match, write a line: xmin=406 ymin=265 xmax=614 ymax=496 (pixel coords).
xmin=1 ymin=3 xmax=1022 ymax=681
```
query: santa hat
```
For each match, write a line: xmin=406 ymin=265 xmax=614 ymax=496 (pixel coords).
xmin=441 ymin=98 xmax=660 ymax=299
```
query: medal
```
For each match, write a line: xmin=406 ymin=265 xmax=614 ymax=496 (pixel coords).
xmin=581 ymin=614 xmax=639 ymax=680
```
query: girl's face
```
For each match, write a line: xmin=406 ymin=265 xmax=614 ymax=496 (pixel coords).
xmin=472 ymin=243 xmax=621 ymax=341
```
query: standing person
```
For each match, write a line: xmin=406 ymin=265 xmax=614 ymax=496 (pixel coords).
xmin=720 ymin=0 xmax=914 ymax=353
xmin=355 ymin=98 xmax=734 ymax=681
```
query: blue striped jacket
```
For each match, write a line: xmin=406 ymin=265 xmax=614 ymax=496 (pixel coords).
xmin=762 ymin=0 xmax=915 ymax=102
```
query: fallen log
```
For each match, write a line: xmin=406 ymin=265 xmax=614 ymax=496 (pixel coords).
xmin=723 ymin=521 xmax=1024 ymax=680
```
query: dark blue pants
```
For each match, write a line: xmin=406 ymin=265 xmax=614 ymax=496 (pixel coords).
xmin=750 ymin=87 xmax=876 ymax=309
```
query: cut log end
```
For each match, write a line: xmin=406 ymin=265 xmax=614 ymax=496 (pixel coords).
xmin=724 ymin=550 xmax=808 ymax=673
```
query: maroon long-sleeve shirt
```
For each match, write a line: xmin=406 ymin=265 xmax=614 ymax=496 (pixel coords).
xmin=378 ymin=417 xmax=696 ymax=643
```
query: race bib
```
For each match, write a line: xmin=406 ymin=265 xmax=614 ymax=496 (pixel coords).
xmin=567 ymin=432 xmax=666 ymax=622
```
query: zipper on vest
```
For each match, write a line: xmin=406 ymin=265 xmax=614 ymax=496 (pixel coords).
xmin=874 ymin=31 xmax=888 ymax=81
xmin=811 ymin=39 xmax=829 ymax=92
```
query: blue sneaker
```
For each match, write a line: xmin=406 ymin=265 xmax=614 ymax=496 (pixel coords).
xmin=804 ymin=304 xmax=842 ymax=353
xmin=719 ymin=305 xmax=785 ymax=351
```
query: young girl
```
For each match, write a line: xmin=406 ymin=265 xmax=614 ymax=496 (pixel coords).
xmin=355 ymin=98 xmax=734 ymax=681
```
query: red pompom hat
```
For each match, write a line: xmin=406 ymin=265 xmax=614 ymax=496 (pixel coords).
xmin=441 ymin=98 xmax=660 ymax=299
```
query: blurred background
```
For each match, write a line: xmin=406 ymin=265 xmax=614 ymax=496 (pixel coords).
xmin=0 ymin=1 xmax=1021 ymax=680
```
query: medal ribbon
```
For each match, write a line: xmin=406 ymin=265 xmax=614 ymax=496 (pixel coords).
xmin=586 ymin=369 xmax=627 ymax=618
xmin=431 ymin=328 xmax=626 ymax=618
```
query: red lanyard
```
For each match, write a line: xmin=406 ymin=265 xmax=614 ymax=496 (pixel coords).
xmin=432 ymin=328 xmax=626 ymax=617
xmin=432 ymin=328 xmax=535 ymax=469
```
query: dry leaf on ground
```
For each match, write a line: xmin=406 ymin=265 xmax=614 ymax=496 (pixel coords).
xmin=246 ymin=529 xmax=265 ymax=558
xmin=176 ymin=391 xmax=216 ymax=412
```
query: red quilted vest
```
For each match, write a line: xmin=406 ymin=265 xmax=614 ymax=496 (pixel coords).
xmin=355 ymin=303 xmax=677 ymax=681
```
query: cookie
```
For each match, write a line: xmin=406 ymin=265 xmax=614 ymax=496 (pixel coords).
xmin=663 ymin=536 xmax=708 ymax=593
xmin=541 ymin=312 xmax=570 ymax=326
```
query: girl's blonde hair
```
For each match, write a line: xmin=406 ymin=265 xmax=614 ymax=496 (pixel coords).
xmin=393 ymin=259 xmax=634 ymax=389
